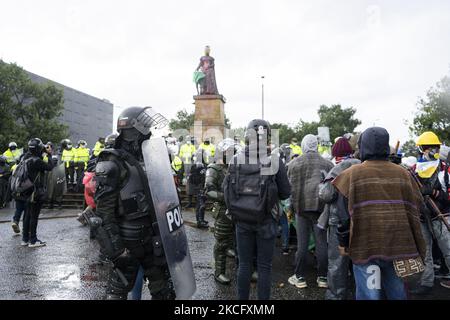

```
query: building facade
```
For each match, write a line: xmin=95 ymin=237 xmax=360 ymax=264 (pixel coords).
xmin=27 ymin=71 xmax=113 ymax=149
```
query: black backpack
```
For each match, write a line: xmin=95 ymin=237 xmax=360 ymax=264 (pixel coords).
xmin=10 ymin=158 xmax=35 ymax=200
xmin=223 ymin=155 xmax=279 ymax=223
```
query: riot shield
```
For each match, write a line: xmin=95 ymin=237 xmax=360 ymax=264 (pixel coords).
xmin=142 ymin=137 xmax=196 ymax=300
xmin=47 ymin=163 xmax=66 ymax=202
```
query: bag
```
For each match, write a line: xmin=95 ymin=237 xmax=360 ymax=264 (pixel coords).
xmin=393 ymin=256 xmax=425 ymax=278
xmin=224 ymin=157 xmax=278 ymax=224
xmin=10 ymin=158 xmax=34 ymax=200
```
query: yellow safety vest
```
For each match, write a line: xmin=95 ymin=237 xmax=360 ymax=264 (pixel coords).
xmin=62 ymin=149 xmax=76 ymax=168
xmin=171 ymin=156 xmax=183 ymax=173
xmin=199 ymin=144 xmax=216 ymax=163
xmin=2 ymin=149 xmax=22 ymax=164
xmin=93 ymin=141 xmax=105 ymax=157
xmin=74 ymin=147 xmax=90 ymax=167
xmin=318 ymin=145 xmax=331 ymax=155
xmin=179 ymin=144 xmax=196 ymax=164
xmin=290 ymin=144 xmax=302 ymax=156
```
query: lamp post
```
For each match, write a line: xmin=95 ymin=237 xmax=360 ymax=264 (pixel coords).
xmin=261 ymin=76 xmax=265 ymax=120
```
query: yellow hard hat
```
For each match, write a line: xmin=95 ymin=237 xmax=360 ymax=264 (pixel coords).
xmin=416 ymin=131 xmax=441 ymax=146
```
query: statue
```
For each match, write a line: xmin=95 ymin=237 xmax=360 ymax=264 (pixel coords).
xmin=194 ymin=46 xmax=219 ymax=95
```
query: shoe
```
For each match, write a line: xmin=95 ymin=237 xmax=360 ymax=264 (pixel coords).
xmin=251 ymin=271 xmax=258 ymax=283
xmin=226 ymin=249 xmax=236 ymax=258
xmin=435 ymin=271 xmax=450 ymax=280
xmin=28 ymin=240 xmax=46 ymax=248
xmin=20 ymin=241 xmax=29 ymax=247
xmin=441 ymin=280 xmax=450 ymax=289
xmin=288 ymin=275 xmax=307 ymax=288
xmin=317 ymin=276 xmax=328 ymax=288
xmin=410 ymin=285 xmax=433 ymax=295
xmin=214 ymin=274 xmax=231 ymax=285
xmin=197 ymin=221 xmax=209 ymax=229
xmin=11 ymin=222 xmax=20 ymax=234
xmin=282 ymin=247 xmax=290 ymax=255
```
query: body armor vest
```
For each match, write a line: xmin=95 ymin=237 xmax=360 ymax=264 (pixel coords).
xmin=117 ymin=157 xmax=153 ymax=223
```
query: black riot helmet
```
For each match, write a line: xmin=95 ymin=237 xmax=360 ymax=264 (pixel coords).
xmin=116 ymin=106 xmax=168 ymax=156
xmin=117 ymin=106 xmax=168 ymax=137
xmin=244 ymin=119 xmax=271 ymax=146
xmin=105 ymin=133 xmax=118 ymax=149
xmin=28 ymin=138 xmax=45 ymax=156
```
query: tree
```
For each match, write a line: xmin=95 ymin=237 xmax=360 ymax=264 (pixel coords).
xmin=317 ymin=104 xmax=361 ymax=141
xmin=0 ymin=60 xmax=68 ymax=150
xmin=270 ymin=123 xmax=296 ymax=145
xmin=294 ymin=120 xmax=320 ymax=142
xmin=401 ymin=139 xmax=419 ymax=157
xmin=410 ymin=75 xmax=450 ymax=144
xmin=169 ymin=108 xmax=231 ymax=132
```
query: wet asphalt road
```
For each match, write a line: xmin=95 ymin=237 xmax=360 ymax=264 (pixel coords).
xmin=0 ymin=209 xmax=448 ymax=300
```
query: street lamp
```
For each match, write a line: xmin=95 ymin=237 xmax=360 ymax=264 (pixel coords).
xmin=261 ymin=76 xmax=265 ymax=120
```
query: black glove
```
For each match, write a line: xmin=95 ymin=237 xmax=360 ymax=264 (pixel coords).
xmin=113 ymin=248 xmax=134 ymax=269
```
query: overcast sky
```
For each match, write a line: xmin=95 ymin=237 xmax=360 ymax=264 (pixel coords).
xmin=1 ymin=0 xmax=449 ymax=144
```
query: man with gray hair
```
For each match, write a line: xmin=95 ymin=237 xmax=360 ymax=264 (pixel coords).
xmin=287 ymin=134 xmax=334 ymax=289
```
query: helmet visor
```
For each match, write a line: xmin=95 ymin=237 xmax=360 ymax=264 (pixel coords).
xmin=133 ymin=107 xmax=168 ymax=135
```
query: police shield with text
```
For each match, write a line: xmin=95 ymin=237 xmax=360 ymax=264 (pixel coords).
xmin=94 ymin=106 xmax=195 ymax=300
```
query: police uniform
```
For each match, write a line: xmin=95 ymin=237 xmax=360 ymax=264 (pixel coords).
xmin=205 ymin=163 xmax=234 ymax=280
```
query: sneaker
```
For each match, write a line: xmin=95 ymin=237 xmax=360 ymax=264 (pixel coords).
xmin=288 ymin=275 xmax=307 ymax=288
xmin=317 ymin=276 xmax=328 ymax=288
xmin=435 ymin=271 xmax=450 ymax=280
xmin=20 ymin=241 xmax=29 ymax=247
xmin=197 ymin=221 xmax=209 ymax=229
xmin=251 ymin=271 xmax=258 ymax=283
xmin=226 ymin=249 xmax=236 ymax=258
xmin=282 ymin=247 xmax=290 ymax=255
xmin=28 ymin=240 xmax=46 ymax=248
xmin=214 ymin=274 xmax=231 ymax=285
xmin=441 ymin=280 xmax=450 ymax=289
xmin=11 ymin=222 xmax=20 ymax=234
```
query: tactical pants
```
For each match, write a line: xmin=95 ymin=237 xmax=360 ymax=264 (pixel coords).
xmin=107 ymin=222 xmax=175 ymax=300
xmin=214 ymin=209 xmax=234 ymax=277
xmin=75 ymin=163 xmax=85 ymax=192
xmin=65 ymin=165 xmax=74 ymax=187
xmin=325 ymin=225 xmax=350 ymax=300
xmin=0 ymin=178 xmax=8 ymax=207
xmin=195 ymin=192 xmax=207 ymax=222
xmin=419 ymin=219 xmax=450 ymax=287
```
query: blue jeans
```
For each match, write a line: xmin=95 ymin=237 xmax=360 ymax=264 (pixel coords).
xmin=13 ymin=199 xmax=27 ymax=223
xmin=236 ymin=219 xmax=277 ymax=300
xmin=352 ymin=259 xmax=407 ymax=300
xmin=130 ymin=266 xmax=144 ymax=300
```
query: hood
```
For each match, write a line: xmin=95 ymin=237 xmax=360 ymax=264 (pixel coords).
xmin=301 ymin=134 xmax=318 ymax=153
xmin=358 ymin=127 xmax=390 ymax=162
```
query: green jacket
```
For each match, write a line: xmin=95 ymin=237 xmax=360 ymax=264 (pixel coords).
xmin=205 ymin=163 xmax=226 ymax=205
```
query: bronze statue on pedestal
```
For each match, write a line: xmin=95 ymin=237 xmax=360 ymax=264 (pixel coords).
xmin=194 ymin=46 xmax=219 ymax=95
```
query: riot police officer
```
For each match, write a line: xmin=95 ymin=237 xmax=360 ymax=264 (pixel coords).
xmin=205 ymin=138 xmax=238 ymax=284
xmin=94 ymin=106 xmax=175 ymax=300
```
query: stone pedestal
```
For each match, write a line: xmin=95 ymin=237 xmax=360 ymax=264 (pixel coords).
xmin=192 ymin=94 xmax=226 ymax=144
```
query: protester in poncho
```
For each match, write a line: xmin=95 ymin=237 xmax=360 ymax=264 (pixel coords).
xmin=332 ymin=127 xmax=426 ymax=300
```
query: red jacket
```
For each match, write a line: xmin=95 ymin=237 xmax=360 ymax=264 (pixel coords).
xmin=83 ymin=171 xmax=96 ymax=209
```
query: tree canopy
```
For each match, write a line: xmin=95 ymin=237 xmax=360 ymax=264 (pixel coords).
xmin=410 ymin=75 xmax=450 ymax=144
xmin=0 ymin=60 xmax=68 ymax=150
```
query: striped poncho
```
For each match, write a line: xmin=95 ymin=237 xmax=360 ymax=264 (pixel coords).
xmin=333 ymin=160 xmax=426 ymax=265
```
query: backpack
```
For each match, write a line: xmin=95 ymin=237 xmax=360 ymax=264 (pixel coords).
xmin=223 ymin=155 xmax=279 ymax=223
xmin=10 ymin=158 xmax=35 ymax=200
